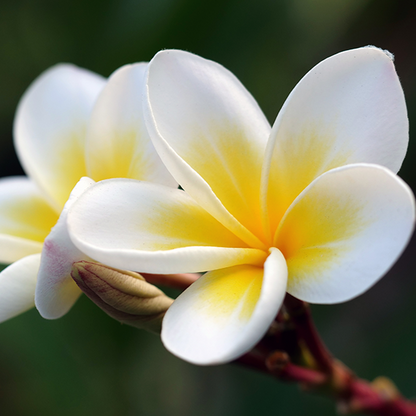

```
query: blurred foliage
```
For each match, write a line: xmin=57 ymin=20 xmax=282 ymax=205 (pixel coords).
xmin=1 ymin=0 xmax=416 ymax=415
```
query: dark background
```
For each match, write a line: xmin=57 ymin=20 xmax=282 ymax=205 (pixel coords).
xmin=1 ymin=0 xmax=416 ymax=415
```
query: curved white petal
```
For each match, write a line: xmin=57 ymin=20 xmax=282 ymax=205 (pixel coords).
xmin=262 ymin=46 xmax=409 ymax=232
xmin=68 ymin=179 xmax=267 ymax=273
xmin=162 ymin=248 xmax=287 ymax=365
xmin=0 ymin=235 xmax=42 ymax=264
xmin=0 ymin=254 xmax=41 ymax=322
xmin=86 ymin=63 xmax=176 ymax=187
xmin=14 ymin=64 xmax=105 ymax=210
xmin=274 ymin=164 xmax=415 ymax=303
xmin=35 ymin=177 xmax=96 ymax=319
xmin=0 ymin=176 xmax=58 ymax=263
xmin=145 ymin=49 xmax=270 ymax=248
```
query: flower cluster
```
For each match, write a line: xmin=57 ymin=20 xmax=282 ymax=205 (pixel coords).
xmin=0 ymin=63 xmax=175 ymax=320
xmin=0 ymin=47 xmax=414 ymax=366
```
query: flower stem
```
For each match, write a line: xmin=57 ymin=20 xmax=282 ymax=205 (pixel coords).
xmin=141 ymin=272 xmax=199 ymax=290
xmin=240 ymin=294 xmax=416 ymax=416
xmin=142 ymin=273 xmax=416 ymax=415
xmin=265 ymin=350 xmax=328 ymax=385
xmin=284 ymin=294 xmax=334 ymax=373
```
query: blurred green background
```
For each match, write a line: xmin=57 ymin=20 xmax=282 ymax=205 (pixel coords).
xmin=1 ymin=0 xmax=416 ymax=415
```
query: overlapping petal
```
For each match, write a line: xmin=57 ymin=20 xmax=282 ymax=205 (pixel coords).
xmin=0 ymin=176 xmax=57 ymax=263
xmin=14 ymin=64 xmax=105 ymax=210
xmin=0 ymin=254 xmax=40 ymax=322
xmin=262 ymin=47 xmax=409 ymax=232
xmin=86 ymin=63 xmax=176 ymax=187
xmin=161 ymin=248 xmax=287 ymax=365
xmin=63 ymin=47 xmax=414 ymax=366
xmin=3 ymin=58 xmax=183 ymax=324
xmin=145 ymin=50 xmax=270 ymax=247
xmin=7 ymin=46 xmax=411 ymax=368
xmin=36 ymin=177 xmax=96 ymax=319
xmin=275 ymin=164 xmax=415 ymax=303
xmin=67 ymin=179 xmax=267 ymax=273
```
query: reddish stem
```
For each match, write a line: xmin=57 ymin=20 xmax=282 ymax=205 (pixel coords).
xmin=284 ymin=294 xmax=333 ymax=373
xmin=141 ymin=272 xmax=199 ymax=291
xmin=237 ymin=350 xmax=269 ymax=373
xmin=266 ymin=351 xmax=328 ymax=385
xmin=140 ymin=272 xmax=416 ymax=415
xmin=238 ymin=294 xmax=416 ymax=416
xmin=339 ymin=377 xmax=416 ymax=416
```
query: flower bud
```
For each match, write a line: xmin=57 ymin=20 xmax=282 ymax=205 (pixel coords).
xmin=71 ymin=261 xmax=173 ymax=333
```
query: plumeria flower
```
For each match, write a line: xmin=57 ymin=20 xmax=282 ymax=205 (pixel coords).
xmin=0 ymin=62 xmax=175 ymax=322
xmin=67 ymin=47 xmax=415 ymax=365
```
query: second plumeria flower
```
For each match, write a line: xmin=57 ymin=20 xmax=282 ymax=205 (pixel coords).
xmin=68 ymin=47 xmax=415 ymax=365
xmin=0 ymin=62 xmax=176 ymax=322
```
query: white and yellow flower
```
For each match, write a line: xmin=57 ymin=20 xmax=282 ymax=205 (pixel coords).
xmin=67 ymin=47 xmax=415 ymax=365
xmin=0 ymin=62 xmax=175 ymax=322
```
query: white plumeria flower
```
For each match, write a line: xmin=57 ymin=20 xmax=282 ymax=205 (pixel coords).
xmin=0 ymin=62 xmax=176 ymax=322
xmin=67 ymin=47 xmax=415 ymax=365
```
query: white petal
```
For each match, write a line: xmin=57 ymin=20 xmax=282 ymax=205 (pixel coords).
xmin=68 ymin=179 xmax=267 ymax=274
xmin=161 ymin=248 xmax=287 ymax=365
xmin=274 ymin=164 xmax=415 ymax=303
xmin=145 ymin=49 xmax=270 ymax=248
xmin=0 ymin=254 xmax=41 ymax=322
xmin=262 ymin=46 xmax=409 ymax=233
xmin=0 ymin=235 xmax=42 ymax=264
xmin=0 ymin=176 xmax=58 ymax=263
xmin=14 ymin=64 xmax=105 ymax=210
xmin=35 ymin=177 xmax=96 ymax=319
xmin=86 ymin=63 xmax=176 ymax=187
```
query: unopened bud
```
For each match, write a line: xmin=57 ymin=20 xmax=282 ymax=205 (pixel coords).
xmin=71 ymin=261 xmax=173 ymax=333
